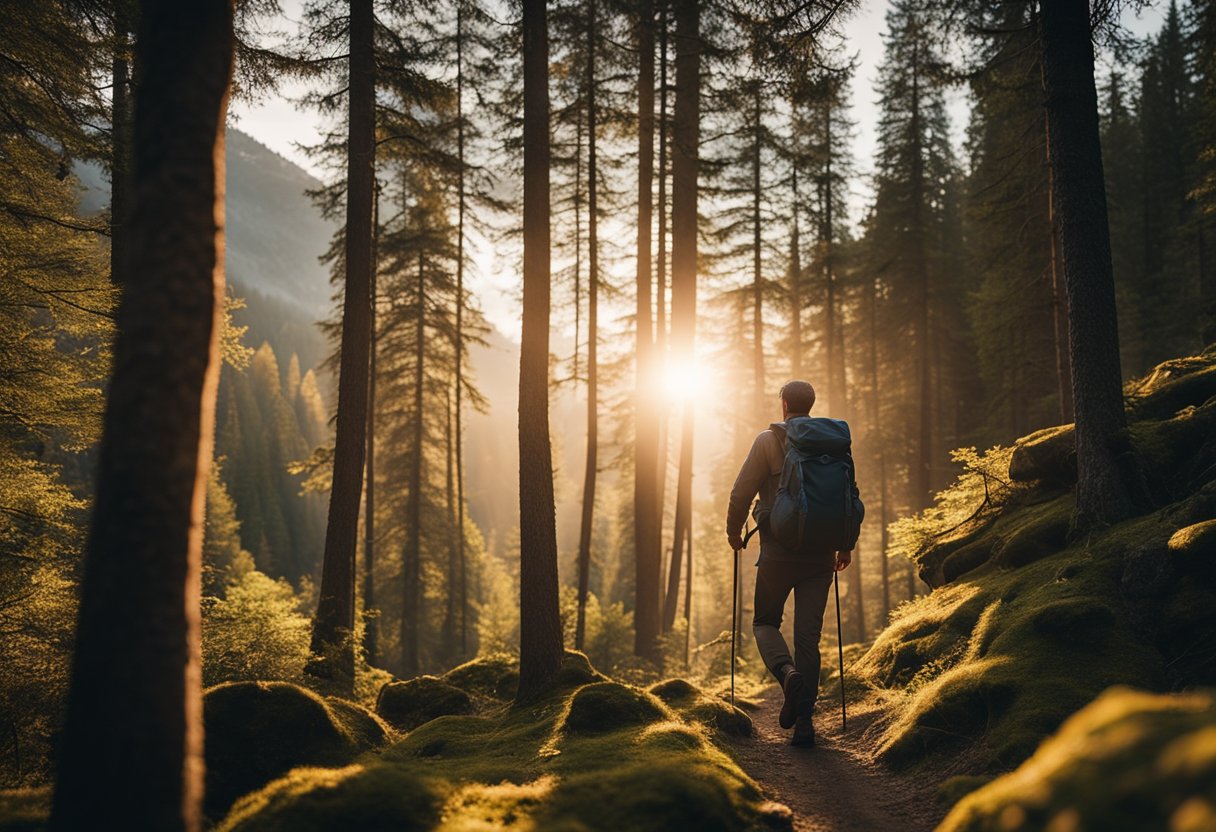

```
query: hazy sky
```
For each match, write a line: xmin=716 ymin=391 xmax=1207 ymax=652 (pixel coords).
xmin=228 ymin=0 xmax=1167 ymax=338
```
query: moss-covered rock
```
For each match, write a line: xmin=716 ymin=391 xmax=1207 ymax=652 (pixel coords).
xmin=1008 ymin=425 xmax=1075 ymax=486
xmin=939 ymin=688 xmax=1216 ymax=832
xmin=441 ymin=653 xmax=518 ymax=700
xmin=648 ymin=677 xmax=700 ymax=706
xmin=326 ymin=697 xmax=392 ymax=748
xmin=374 ymin=676 xmax=473 ymax=732
xmin=203 ymin=681 xmax=381 ymax=821
xmin=648 ymin=679 xmax=752 ymax=738
xmin=216 ymin=764 xmax=440 ymax=832
xmin=0 ymin=787 xmax=50 ymax=832
xmin=219 ymin=654 xmax=772 ymax=831
xmin=563 ymin=682 xmax=670 ymax=735
xmin=1127 ymin=348 xmax=1216 ymax=419
xmin=1169 ymin=520 xmax=1216 ymax=583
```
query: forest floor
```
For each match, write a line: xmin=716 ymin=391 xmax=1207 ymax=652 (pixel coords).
xmin=730 ymin=686 xmax=943 ymax=832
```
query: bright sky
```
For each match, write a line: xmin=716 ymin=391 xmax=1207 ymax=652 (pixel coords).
xmin=229 ymin=0 xmax=1167 ymax=339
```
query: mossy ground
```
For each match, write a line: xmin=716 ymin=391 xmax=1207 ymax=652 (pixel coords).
xmin=217 ymin=653 xmax=774 ymax=831
xmin=854 ymin=347 xmax=1216 ymax=798
xmin=939 ymin=687 xmax=1216 ymax=832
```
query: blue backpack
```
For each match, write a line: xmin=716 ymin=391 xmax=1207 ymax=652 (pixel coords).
xmin=769 ymin=416 xmax=864 ymax=555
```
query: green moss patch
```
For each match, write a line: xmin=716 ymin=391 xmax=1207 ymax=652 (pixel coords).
xmin=0 ymin=787 xmax=50 ymax=832
xmin=440 ymin=653 xmax=519 ymax=700
xmin=939 ymin=688 xmax=1216 ymax=832
xmin=217 ymin=764 xmax=441 ymax=832
xmin=648 ymin=679 xmax=752 ymax=738
xmin=374 ymin=677 xmax=473 ymax=732
xmin=563 ymin=682 xmax=670 ymax=735
xmin=1008 ymin=424 xmax=1075 ymax=486
xmin=1169 ymin=520 xmax=1216 ymax=583
xmin=204 ymin=681 xmax=384 ymax=820
xmin=218 ymin=654 xmax=771 ymax=830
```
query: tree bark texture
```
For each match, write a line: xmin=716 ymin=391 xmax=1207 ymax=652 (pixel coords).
xmin=635 ymin=0 xmax=664 ymax=643
xmin=652 ymin=0 xmax=698 ymax=661
xmin=576 ymin=0 xmax=600 ymax=652
xmin=517 ymin=0 xmax=564 ymax=699
xmin=311 ymin=0 xmax=375 ymax=684
xmin=51 ymin=2 xmax=232 ymax=829
xmin=364 ymin=188 xmax=379 ymax=666
xmin=1040 ymin=0 xmax=1136 ymax=526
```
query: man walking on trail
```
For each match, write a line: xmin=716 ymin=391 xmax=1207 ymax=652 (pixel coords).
xmin=726 ymin=380 xmax=862 ymax=747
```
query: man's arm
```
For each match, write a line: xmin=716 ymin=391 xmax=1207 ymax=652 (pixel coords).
xmin=725 ymin=433 xmax=772 ymax=550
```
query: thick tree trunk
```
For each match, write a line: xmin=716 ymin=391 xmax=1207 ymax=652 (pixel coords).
xmin=50 ymin=2 xmax=232 ymax=829
xmin=576 ymin=0 xmax=600 ymax=652
xmin=517 ymin=0 xmax=563 ymax=700
xmin=1040 ymin=0 xmax=1136 ymax=526
xmin=363 ymin=188 xmax=379 ymax=666
xmin=311 ymin=0 xmax=375 ymax=686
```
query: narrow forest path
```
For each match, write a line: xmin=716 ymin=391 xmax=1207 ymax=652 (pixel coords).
xmin=729 ymin=687 xmax=942 ymax=832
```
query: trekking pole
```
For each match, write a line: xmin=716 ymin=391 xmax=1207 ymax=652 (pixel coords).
xmin=730 ymin=522 xmax=744 ymax=708
xmin=730 ymin=525 xmax=759 ymax=709
xmin=834 ymin=566 xmax=847 ymax=731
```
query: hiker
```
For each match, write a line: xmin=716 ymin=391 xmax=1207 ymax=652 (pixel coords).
xmin=725 ymin=380 xmax=863 ymax=747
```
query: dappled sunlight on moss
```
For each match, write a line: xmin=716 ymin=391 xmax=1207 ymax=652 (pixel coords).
xmin=938 ymin=688 xmax=1216 ymax=832
xmin=376 ymin=676 xmax=474 ymax=731
xmin=0 ymin=787 xmax=50 ymax=832
xmin=435 ymin=775 xmax=557 ymax=831
xmin=204 ymin=681 xmax=387 ymax=820
xmin=216 ymin=764 xmax=442 ymax=832
xmin=217 ymin=655 xmax=772 ymax=830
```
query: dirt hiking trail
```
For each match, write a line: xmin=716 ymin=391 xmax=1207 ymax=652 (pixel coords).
xmin=730 ymin=687 xmax=943 ymax=832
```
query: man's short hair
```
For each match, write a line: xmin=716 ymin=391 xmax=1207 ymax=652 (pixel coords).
xmin=780 ymin=380 xmax=816 ymax=414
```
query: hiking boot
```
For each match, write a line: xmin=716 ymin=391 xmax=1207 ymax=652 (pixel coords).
xmin=791 ymin=715 xmax=816 ymax=748
xmin=778 ymin=667 xmax=804 ymax=730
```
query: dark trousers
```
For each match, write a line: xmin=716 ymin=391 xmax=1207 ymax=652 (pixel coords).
xmin=752 ymin=556 xmax=834 ymax=714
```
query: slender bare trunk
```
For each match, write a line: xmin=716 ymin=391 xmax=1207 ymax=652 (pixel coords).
xmin=652 ymin=0 xmax=698 ymax=662
xmin=455 ymin=0 xmax=468 ymax=656
xmin=311 ymin=0 xmax=375 ymax=687
xmin=363 ymin=187 xmax=379 ymax=666
xmin=110 ymin=5 xmax=132 ymax=289
xmin=402 ymin=250 xmax=425 ymax=676
xmin=517 ymin=0 xmax=563 ymax=699
xmin=576 ymin=0 xmax=600 ymax=652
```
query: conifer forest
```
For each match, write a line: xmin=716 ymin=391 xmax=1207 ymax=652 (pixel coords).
xmin=3 ymin=0 xmax=1216 ymax=829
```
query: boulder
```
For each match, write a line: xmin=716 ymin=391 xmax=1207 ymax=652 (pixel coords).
xmin=1008 ymin=425 xmax=1075 ymax=486
xmin=204 ymin=681 xmax=379 ymax=821
xmin=562 ymin=682 xmax=669 ymax=735
xmin=1168 ymin=520 xmax=1216 ymax=584
xmin=374 ymin=677 xmax=473 ymax=732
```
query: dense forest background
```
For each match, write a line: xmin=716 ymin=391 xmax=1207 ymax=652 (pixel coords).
xmin=2 ymin=0 xmax=1214 ymax=806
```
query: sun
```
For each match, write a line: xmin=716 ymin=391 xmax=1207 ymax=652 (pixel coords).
xmin=658 ymin=355 xmax=710 ymax=404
